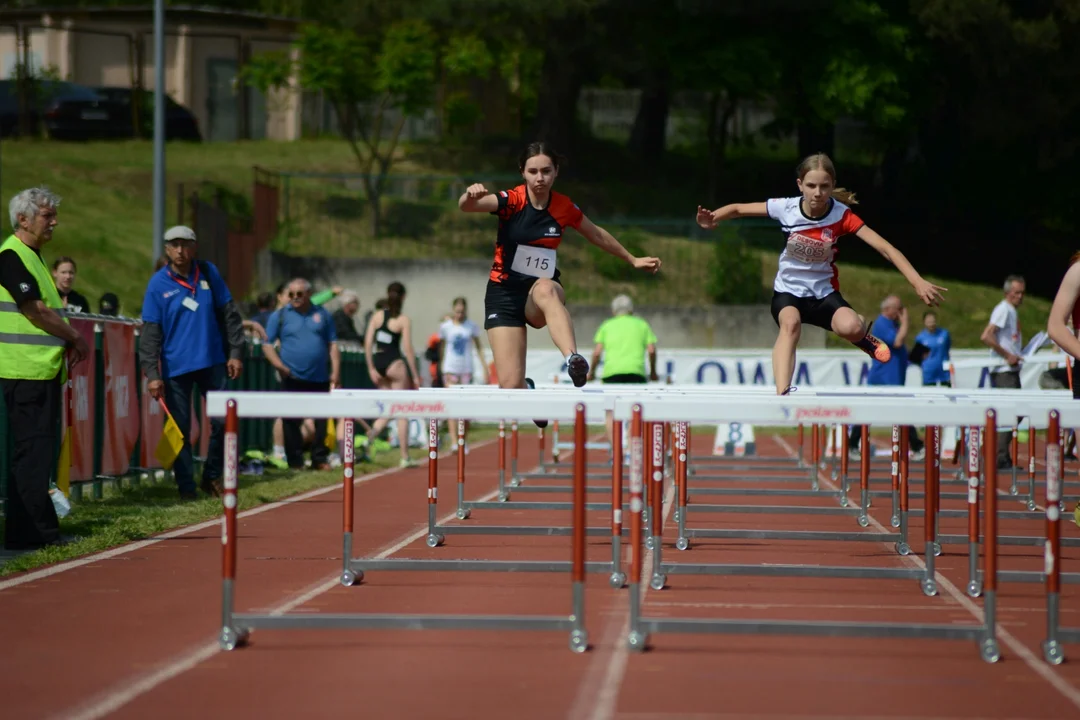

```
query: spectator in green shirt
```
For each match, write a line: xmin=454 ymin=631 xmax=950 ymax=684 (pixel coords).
xmin=587 ymin=294 xmax=659 ymax=446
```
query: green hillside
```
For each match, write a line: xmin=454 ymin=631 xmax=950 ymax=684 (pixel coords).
xmin=0 ymin=138 xmax=1051 ymax=348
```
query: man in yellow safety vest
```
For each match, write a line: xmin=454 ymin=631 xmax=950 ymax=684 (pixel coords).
xmin=0 ymin=187 xmax=89 ymax=550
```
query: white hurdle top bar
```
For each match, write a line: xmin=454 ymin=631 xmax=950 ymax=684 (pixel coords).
xmin=204 ymin=389 xmax=1067 ymax=428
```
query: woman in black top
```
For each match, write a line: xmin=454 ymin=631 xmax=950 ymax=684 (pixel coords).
xmin=363 ymin=281 xmax=421 ymax=468
xmin=52 ymin=256 xmax=90 ymax=314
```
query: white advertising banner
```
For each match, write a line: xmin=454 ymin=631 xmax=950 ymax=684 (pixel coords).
xmin=494 ymin=348 xmax=1065 ymax=390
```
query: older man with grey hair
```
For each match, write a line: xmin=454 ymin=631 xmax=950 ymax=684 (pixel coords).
xmin=981 ymin=274 xmax=1025 ymax=469
xmin=332 ymin=289 xmax=363 ymax=343
xmin=0 ymin=187 xmax=90 ymax=549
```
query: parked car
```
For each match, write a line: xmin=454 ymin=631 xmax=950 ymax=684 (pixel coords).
xmin=0 ymin=79 xmax=126 ymax=140
xmin=93 ymin=86 xmax=202 ymax=141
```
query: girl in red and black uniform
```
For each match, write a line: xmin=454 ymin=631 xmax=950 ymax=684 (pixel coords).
xmin=459 ymin=142 xmax=661 ymax=399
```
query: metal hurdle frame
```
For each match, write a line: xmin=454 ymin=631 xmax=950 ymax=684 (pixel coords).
xmin=207 ymin=390 xmax=614 ymax=653
xmin=620 ymin=397 xmax=1010 ymax=663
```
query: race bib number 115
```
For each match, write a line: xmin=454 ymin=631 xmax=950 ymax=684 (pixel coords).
xmin=511 ymin=246 xmax=556 ymax=279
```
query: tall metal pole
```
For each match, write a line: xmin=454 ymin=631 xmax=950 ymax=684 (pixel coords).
xmin=152 ymin=0 xmax=166 ymax=266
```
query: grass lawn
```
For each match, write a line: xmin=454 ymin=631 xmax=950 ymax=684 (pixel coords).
xmin=0 ymin=138 xmax=1051 ymax=348
xmin=0 ymin=423 xmax=500 ymax=577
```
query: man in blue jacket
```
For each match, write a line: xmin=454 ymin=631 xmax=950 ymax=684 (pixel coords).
xmin=138 ymin=226 xmax=246 ymax=500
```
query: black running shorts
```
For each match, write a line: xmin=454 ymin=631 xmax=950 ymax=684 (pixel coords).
xmin=770 ymin=290 xmax=852 ymax=331
xmin=484 ymin=278 xmax=562 ymax=330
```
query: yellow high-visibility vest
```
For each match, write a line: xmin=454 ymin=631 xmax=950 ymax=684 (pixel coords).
xmin=0 ymin=234 xmax=69 ymax=381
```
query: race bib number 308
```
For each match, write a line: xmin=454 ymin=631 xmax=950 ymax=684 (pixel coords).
xmin=511 ymin=245 xmax=556 ymax=279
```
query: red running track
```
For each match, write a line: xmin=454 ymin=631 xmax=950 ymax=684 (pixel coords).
xmin=2 ymin=431 xmax=1080 ymax=719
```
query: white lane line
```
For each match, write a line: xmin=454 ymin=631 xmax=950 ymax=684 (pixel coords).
xmin=569 ymin=482 xmax=676 ymax=720
xmin=59 ymin=486 xmax=502 ymax=720
xmin=773 ymin=433 xmax=1080 ymax=712
xmin=0 ymin=439 xmax=496 ymax=593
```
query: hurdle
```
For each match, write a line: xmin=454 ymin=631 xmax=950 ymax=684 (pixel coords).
xmin=208 ymin=389 xmax=619 ymax=653
xmin=1042 ymin=410 xmax=1080 ymax=664
xmin=621 ymin=399 xmax=1013 ymax=662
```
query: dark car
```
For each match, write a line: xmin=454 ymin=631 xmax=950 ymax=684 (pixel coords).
xmin=0 ymin=79 xmax=125 ymax=140
xmin=93 ymin=86 xmax=202 ymax=141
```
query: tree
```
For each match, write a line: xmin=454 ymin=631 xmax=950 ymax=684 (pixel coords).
xmin=241 ymin=20 xmax=439 ymax=236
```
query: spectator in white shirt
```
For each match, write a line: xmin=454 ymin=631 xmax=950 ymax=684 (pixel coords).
xmin=439 ymin=297 xmax=486 ymax=451
xmin=980 ymin=274 xmax=1025 ymax=468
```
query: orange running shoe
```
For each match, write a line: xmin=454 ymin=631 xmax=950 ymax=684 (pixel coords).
xmin=854 ymin=333 xmax=892 ymax=363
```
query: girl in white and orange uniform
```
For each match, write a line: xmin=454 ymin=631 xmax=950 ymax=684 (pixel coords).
xmin=696 ymin=152 xmax=946 ymax=395
xmin=1047 ymin=251 xmax=1080 ymax=526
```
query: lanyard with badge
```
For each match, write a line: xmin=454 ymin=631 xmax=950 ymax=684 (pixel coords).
xmin=169 ymin=265 xmax=208 ymax=312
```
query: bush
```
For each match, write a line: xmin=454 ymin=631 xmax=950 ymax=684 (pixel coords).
xmin=587 ymin=228 xmax=650 ymax=282
xmin=706 ymin=237 xmax=766 ymax=304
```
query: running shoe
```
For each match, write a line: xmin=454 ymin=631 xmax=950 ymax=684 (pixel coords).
xmin=853 ymin=333 xmax=892 ymax=363
xmin=567 ymin=353 xmax=589 ymax=387
xmin=781 ymin=386 xmax=797 ymax=395
xmin=526 ymin=377 xmax=548 ymax=429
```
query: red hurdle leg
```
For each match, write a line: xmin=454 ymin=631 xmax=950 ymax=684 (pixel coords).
xmin=897 ymin=426 xmax=911 ymax=555
xmin=980 ymin=410 xmax=1001 ymax=663
xmin=510 ymin=421 xmax=520 ymax=488
xmin=610 ymin=419 xmax=626 ymax=587
xmin=796 ymin=423 xmax=805 ymax=467
xmin=570 ymin=402 xmax=589 ymax=653
xmin=921 ymin=425 xmax=940 ymax=596
xmin=538 ymin=423 xmax=547 ymax=470
xmin=426 ymin=419 xmax=444 ymax=547
xmin=933 ymin=426 xmax=942 ymax=547
xmin=840 ymin=424 xmax=851 ymax=504
xmin=809 ymin=424 xmax=820 ymax=490
xmin=1026 ymin=420 xmax=1038 ymax=510
xmin=858 ymin=425 xmax=870 ymax=526
xmin=341 ymin=417 xmax=359 ymax=586
xmin=1044 ymin=410 xmax=1064 ymax=664
xmin=497 ymin=420 xmax=507 ymax=501
xmin=455 ymin=419 xmax=470 ymax=520
xmin=965 ymin=425 xmax=982 ymax=597
xmin=889 ymin=425 xmax=900 ymax=527
xmin=675 ymin=422 xmax=689 ymax=551
xmin=218 ymin=399 xmax=247 ymax=650
xmin=627 ymin=405 xmax=647 ymax=651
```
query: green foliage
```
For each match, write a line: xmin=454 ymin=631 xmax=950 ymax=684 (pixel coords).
xmin=586 ymin=229 xmax=650 ymax=282
xmin=377 ymin=20 xmax=439 ymax=115
xmin=706 ymin=238 xmax=767 ymax=305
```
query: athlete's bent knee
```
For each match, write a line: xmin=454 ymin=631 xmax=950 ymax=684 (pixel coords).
xmin=530 ymin=280 xmax=562 ymax=305
xmin=777 ymin=314 xmax=801 ymax=338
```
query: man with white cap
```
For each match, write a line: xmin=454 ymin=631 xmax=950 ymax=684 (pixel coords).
xmin=138 ymin=225 xmax=246 ymax=500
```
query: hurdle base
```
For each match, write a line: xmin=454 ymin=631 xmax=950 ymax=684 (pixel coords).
xmin=658 ymin=563 xmax=923 ymax=580
xmin=435 ymin=524 xmax=631 ymax=538
xmin=464 ymin=501 xmax=630 ymax=512
xmin=231 ymin=612 xmax=579 ymax=635
xmin=683 ymin=504 xmax=863 ymax=517
xmin=684 ymin=528 xmax=900 ymax=543
xmin=937 ymin=533 xmax=1080 ymax=548
xmin=690 ymin=487 xmax=847 ymax=499
xmin=637 ymin=617 xmax=994 ymax=661
xmin=348 ymin=558 xmax=617 ymax=575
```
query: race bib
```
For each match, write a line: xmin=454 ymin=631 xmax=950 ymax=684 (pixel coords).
xmin=376 ymin=330 xmax=394 ymax=344
xmin=511 ymin=245 xmax=556 ymax=279
xmin=784 ymin=232 xmax=833 ymax=264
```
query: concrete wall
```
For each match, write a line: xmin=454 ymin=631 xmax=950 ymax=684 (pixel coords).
xmin=267 ymin=254 xmax=827 ymax=350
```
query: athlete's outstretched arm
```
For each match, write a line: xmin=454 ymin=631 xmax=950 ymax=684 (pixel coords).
xmin=696 ymin=202 xmax=769 ymax=229
xmin=1048 ymin=262 xmax=1080 ymax=360
xmin=854 ymin=225 xmax=946 ymax=306
xmin=458 ymin=183 xmax=500 ymax=213
xmin=576 ymin=216 xmax=662 ymax=273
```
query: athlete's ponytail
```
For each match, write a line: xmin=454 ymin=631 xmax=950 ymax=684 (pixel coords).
xmin=386 ymin=281 xmax=406 ymax=317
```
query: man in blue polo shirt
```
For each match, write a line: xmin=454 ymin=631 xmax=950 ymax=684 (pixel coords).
xmin=139 ymin=225 xmax=246 ymax=499
xmin=262 ymin=277 xmax=340 ymax=470
xmin=850 ymin=295 xmax=925 ymax=459
xmin=913 ymin=310 xmax=952 ymax=386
